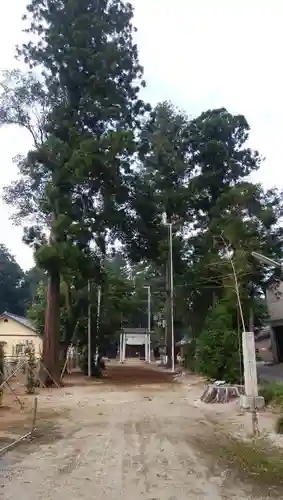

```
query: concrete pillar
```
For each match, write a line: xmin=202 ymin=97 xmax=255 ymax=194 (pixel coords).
xmin=240 ymin=331 xmax=264 ymax=409
xmin=243 ymin=331 xmax=258 ymax=397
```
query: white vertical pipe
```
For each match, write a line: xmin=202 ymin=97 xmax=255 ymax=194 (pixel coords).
xmin=87 ymin=280 xmax=91 ymax=377
xmin=148 ymin=287 xmax=151 ymax=363
xmin=119 ymin=333 xmax=122 ymax=363
xmin=169 ymin=223 xmax=175 ymax=373
xmin=123 ymin=334 xmax=126 ymax=362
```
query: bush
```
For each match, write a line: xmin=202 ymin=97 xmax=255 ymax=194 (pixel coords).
xmin=25 ymin=347 xmax=37 ymax=394
xmin=195 ymin=326 xmax=242 ymax=383
xmin=259 ymin=383 xmax=283 ymax=406
xmin=258 ymin=383 xmax=283 ymax=434
xmin=194 ymin=301 xmax=242 ymax=383
xmin=275 ymin=414 xmax=283 ymax=434
xmin=184 ymin=338 xmax=196 ymax=370
xmin=80 ymin=348 xmax=102 ymax=377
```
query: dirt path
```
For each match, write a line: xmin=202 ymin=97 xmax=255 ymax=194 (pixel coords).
xmin=0 ymin=362 xmax=277 ymax=499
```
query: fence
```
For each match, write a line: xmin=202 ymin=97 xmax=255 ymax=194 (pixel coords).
xmin=0 ymin=358 xmax=40 ymax=456
xmin=0 ymin=396 xmax=38 ymax=456
xmin=0 ymin=354 xmax=62 ymax=457
xmin=4 ymin=345 xmax=82 ymax=378
xmin=0 ymin=345 xmax=84 ymax=456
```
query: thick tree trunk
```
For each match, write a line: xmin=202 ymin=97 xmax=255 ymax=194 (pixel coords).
xmin=41 ymin=271 xmax=62 ymax=386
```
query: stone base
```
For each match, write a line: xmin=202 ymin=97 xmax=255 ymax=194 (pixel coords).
xmin=240 ymin=395 xmax=265 ymax=410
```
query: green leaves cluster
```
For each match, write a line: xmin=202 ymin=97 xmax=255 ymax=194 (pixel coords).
xmin=195 ymin=302 xmax=242 ymax=383
xmin=0 ymin=244 xmax=44 ymax=316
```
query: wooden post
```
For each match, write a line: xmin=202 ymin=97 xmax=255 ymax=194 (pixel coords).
xmin=31 ymin=397 xmax=38 ymax=437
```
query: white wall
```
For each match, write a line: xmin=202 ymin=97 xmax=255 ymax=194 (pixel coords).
xmin=266 ymin=282 xmax=283 ymax=323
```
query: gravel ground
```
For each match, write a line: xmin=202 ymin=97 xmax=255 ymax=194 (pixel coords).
xmin=0 ymin=363 xmax=277 ymax=499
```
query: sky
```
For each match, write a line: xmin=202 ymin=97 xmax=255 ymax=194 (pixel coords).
xmin=0 ymin=0 xmax=282 ymax=271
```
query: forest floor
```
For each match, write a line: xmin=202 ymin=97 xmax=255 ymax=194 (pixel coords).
xmin=1 ymin=361 xmax=283 ymax=499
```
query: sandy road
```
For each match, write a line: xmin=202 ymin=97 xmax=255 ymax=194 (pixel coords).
xmin=0 ymin=363 xmax=274 ymax=499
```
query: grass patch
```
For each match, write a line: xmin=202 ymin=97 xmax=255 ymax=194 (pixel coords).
xmin=259 ymin=382 xmax=283 ymax=406
xmin=275 ymin=415 xmax=283 ymax=434
xmin=192 ymin=432 xmax=283 ymax=494
xmin=258 ymin=382 xmax=283 ymax=435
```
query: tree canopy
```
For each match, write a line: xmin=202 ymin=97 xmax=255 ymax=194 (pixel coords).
xmin=0 ymin=244 xmax=44 ymax=316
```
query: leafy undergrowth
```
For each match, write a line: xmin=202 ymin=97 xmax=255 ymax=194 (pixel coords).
xmin=192 ymin=432 xmax=283 ymax=496
xmin=259 ymin=382 xmax=283 ymax=435
xmin=259 ymin=382 xmax=283 ymax=406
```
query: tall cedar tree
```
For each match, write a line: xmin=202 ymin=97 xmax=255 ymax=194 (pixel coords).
xmin=2 ymin=0 xmax=148 ymax=381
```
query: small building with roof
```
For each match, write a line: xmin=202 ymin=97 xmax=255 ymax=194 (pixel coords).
xmin=0 ymin=311 xmax=42 ymax=360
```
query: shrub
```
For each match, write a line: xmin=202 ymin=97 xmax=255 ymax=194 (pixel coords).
xmin=184 ymin=338 xmax=196 ymax=370
xmin=25 ymin=346 xmax=37 ymax=394
xmin=259 ymin=383 xmax=283 ymax=406
xmin=80 ymin=348 xmax=102 ymax=377
xmin=275 ymin=414 xmax=283 ymax=434
xmin=194 ymin=301 xmax=242 ymax=383
xmin=195 ymin=326 xmax=242 ymax=383
xmin=259 ymin=383 xmax=283 ymax=434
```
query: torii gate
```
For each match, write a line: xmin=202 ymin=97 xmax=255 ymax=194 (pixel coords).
xmin=119 ymin=327 xmax=151 ymax=363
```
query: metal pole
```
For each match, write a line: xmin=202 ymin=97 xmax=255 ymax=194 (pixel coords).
xmin=88 ymin=280 xmax=91 ymax=377
xmin=96 ymin=285 xmax=101 ymax=361
xmin=145 ymin=334 xmax=148 ymax=362
xmin=31 ymin=396 xmax=38 ymax=437
xmin=148 ymin=286 xmax=151 ymax=362
xmin=144 ymin=286 xmax=151 ymax=362
xmin=169 ymin=223 xmax=175 ymax=373
xmin=119 ymin=333 xmax=122 ymax=362
xmin=123 ymin=333 xmax=126 ymax=362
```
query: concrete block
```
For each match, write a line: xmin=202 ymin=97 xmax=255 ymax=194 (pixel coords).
xmin=240 ymin=394 xmax=265 ymax=410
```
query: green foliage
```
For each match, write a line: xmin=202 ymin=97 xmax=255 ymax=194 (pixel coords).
xmin=79 ymin=348 xmax=102 ymax=378
xmin=260 ymin=383 xmax=283 ymax=435
xmin=259 ymin=383 xmax=283 ymax=406
xmin=1 ymin=0 xmax=150 ymax=378
xmin=195 ymin=303 xmax=242 ymax=383
xmin=25 ymin=346 xmax=38 ymax=394
xmin=1 ymin=0 xmax=283 ymax=379
xmin=183 ymin=339 xmax=197 ymax=371
xmin=275 ymin=414 xmax=283 ymax=434
xmin=0 ymin=244 xmax=27 ymax=315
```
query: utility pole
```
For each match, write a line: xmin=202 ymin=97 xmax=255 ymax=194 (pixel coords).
xmin=165 ymin=259 xmax=171 ymax=366
xmin=96 ymin=285 xmax=101 ymax=361
xmin=164 ymin=223 xmax=175 ymax=371
xmin=87 ymin=280 xmax=92 ymax=377
xmin=168 ymin=223 xmax=175 ymax=373
xmin=144 ymin=286 xmax=151 ymax=362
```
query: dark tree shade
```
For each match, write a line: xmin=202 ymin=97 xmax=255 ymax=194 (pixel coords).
xmin=0 ymin=244 xmax=26 ymax=315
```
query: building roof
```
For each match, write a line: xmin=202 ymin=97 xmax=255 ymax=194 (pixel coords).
xmin=0 ymin=311 xmax=37 ymax=332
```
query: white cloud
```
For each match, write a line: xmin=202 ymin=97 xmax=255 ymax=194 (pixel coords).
xmin=1 ymin=0 xmax=282 ymax=269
